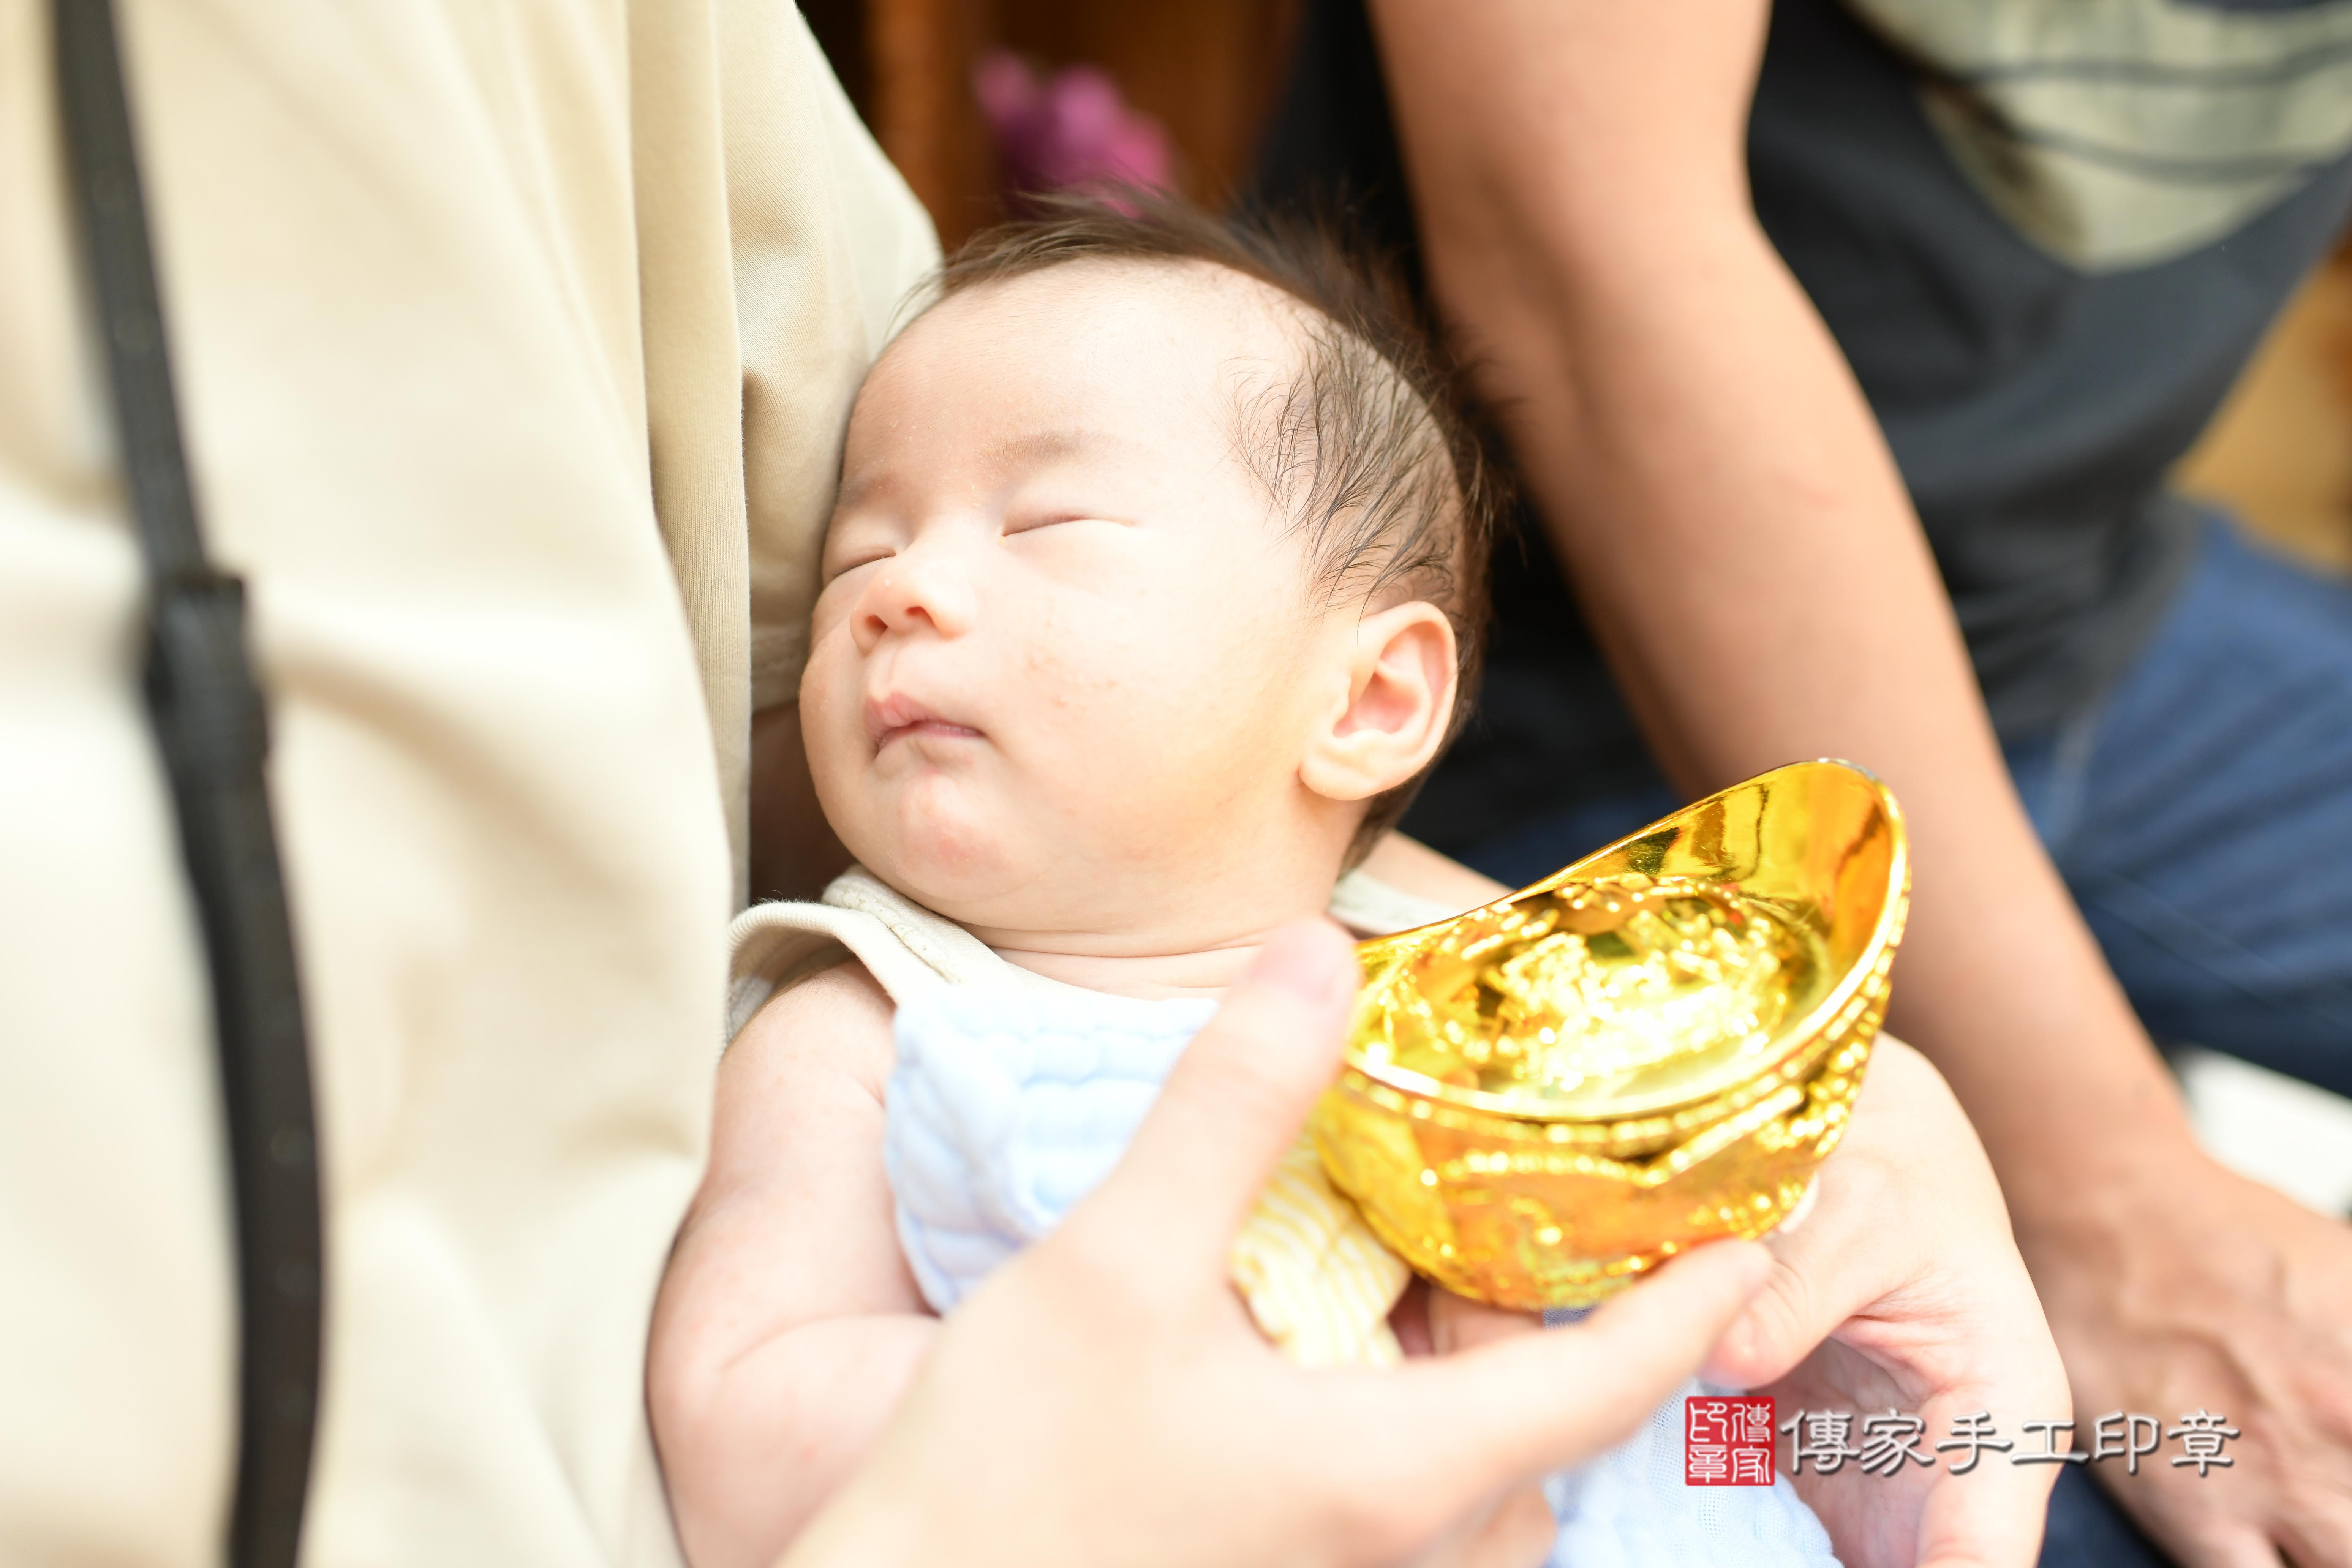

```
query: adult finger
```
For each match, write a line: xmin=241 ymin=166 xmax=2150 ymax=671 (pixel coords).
xmin=1702 ymin=1039 xmax=1986 ymax=1388
xmin=1386 ymin=1242 xmax=1774 ymax=1494
xmin=1700 ymin=1154 xmax=1912 ymax=1389
xmin=2276 ymin=1497 xmax=2352 ymax=1568
xmin=2180 ymin=1524 xmax=2292 ymax=1568
xmin=1071 ymin=919 xmax=1359 ymax=1286
xmin=1428 ymin=1290 xmax=1543 ymax=1356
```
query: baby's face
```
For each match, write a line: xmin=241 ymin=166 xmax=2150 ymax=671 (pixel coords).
xmin=802 ymin=262 xmax=1355 ymax=938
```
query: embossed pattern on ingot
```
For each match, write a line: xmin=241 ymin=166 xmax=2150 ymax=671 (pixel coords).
xmin=1369 ymin=875 xmax=1823 ymax=1100
xmin=1312 ymin=761 xmax=1910 ymax=1310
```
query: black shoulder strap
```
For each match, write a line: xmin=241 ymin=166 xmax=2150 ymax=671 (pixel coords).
xmin=52 ymin=4 xmax=324 ymax=1565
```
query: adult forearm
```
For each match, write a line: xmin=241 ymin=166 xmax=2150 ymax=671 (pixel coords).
xmin=1477 ymin=235 xmax=2178 ymax=1173
xmin=1369 ymin=0 xmax=2187 ymax=1187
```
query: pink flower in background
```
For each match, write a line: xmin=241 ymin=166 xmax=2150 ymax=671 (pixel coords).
xmin=974 ymin=49 xmax=1173 ymax=204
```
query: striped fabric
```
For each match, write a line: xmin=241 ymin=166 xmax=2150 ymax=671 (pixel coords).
xmin=1231 ymin=1136 xmax=1410 ymax=1367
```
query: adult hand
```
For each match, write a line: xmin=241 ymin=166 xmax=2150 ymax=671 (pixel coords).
xmin=1355 ymin=841 xmax=2071 ymax=1566
xmin=1393 ymin=1283 xmax=1573 ymax=1568
xmin=782 ymin=920 xmax=1773 ymax=1568
xmin=2017 ymin=1148 xmax=2352 ymax=1568
xmin=1704 ymin=1037 xmax=2070 ymax=1568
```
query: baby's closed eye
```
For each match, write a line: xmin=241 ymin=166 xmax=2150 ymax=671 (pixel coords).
xmin=821 ymin=547 xmax=891 ymax=585
xmin=999 ymin=507 xmax=1133 ymax=539
xmin=1000 ymin=511 xmax=1088 ymax=536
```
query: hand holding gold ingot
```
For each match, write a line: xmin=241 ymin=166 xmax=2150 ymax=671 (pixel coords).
xmin=1313 ymin=760 xmax=1910 ymax=1310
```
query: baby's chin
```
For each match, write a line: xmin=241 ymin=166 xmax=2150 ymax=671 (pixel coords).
xmin=847 ymin=786 xmax=1044 ymax=922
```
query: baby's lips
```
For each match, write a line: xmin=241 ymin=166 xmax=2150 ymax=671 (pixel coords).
xmin=863 ymin=689 xmax=933 ymax=746
xmin=864 ymin=689 xmax=982 ymax=749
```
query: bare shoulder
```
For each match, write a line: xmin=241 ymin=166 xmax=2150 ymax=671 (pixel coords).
xmin=703 ymin=963 xmax=900 ymax=1199
xmin=726 ymin=959 xmax=897 ymax=1101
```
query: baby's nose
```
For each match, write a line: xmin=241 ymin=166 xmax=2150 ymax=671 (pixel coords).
xmin=854 ymin=549 xmax=977 ymax=648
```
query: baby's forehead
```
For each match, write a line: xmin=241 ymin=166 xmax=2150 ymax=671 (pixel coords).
xmin=835 ymin=258 xmax=1325 ymax=526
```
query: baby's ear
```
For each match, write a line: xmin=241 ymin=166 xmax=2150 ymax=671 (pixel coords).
xmin=1300 ymin=602 xmax=1459 ymax=805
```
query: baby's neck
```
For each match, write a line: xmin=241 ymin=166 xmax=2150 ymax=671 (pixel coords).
xmin=882 ymin=815 xmax=1365 ymax=1000
xmin=954 ymin=871 xmax=1343 ymax=1001
xmin=976 ymin=926 xmax=1290 ymax=1000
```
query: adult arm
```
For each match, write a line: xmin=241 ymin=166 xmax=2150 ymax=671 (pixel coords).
xmin=1367 ymin=3 xmax=2352 ymax=1561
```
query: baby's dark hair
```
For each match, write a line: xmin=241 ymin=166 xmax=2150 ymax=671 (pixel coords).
xmin=924 ymin=193 xmax=1500 ymax=865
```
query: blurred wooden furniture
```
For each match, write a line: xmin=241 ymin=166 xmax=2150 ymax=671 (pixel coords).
xmin=802 ymin=0 xmax=1296 ymax=248
xmin=2178 ymin=240 xmax=2352 ymax=574
xmin=803 ymin=0 xmax=997 ymax=244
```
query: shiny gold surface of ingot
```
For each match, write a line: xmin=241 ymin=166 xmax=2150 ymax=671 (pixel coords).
xmin=1313 ymin=760 xmax=1910 ymax=1310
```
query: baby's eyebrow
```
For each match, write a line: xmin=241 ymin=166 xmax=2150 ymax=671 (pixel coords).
xmin=982 ymin=427 xmax=1107 ymax=476
xmin=832 ymin=428 xmax=1121 ymax=522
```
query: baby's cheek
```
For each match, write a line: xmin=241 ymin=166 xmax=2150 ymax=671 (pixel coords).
xmin=1018 ymin=596 xmax=1179 ymax=731
xmin=1029 ymin=635 xmax=1257 ymax=835
xmin=796 ymin=660 xmax=869 ymax=816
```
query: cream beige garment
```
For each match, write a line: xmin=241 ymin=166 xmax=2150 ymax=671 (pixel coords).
xmin=0 ymin=3 xmax=934 ymax=1565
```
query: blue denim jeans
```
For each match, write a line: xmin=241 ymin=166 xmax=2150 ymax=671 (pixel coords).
xmin=1449 ymin=518 xmax=2352 ymax=1567
xmin=2006 ymin=521 xmax=2352 ymax=1093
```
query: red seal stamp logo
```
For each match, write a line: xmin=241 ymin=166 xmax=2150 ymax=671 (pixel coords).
xmin=1686 ymin=1395 xmax=1776 ymax=1486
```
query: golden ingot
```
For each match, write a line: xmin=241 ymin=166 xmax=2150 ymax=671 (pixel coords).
xmin=1312 ymin=760 xmax=1910 ymax=1310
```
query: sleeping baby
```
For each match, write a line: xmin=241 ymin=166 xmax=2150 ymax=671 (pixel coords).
xmin=647 ymin=200 xmax=1839 ymax=1568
